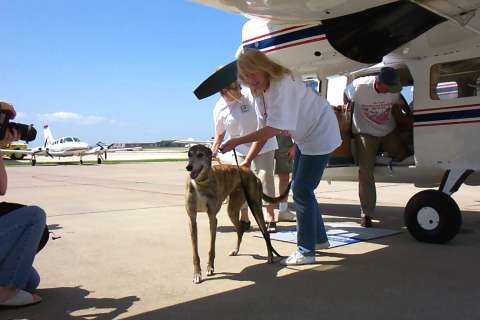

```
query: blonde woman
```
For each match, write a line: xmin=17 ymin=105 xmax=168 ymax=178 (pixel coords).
xmin=220 ymin=49 xmax=341 ymax=265
xmin=211 ymin=80 xmax=279 ymax=232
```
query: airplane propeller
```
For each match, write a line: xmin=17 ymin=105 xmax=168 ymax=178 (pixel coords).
xmin=193 ymin=60 xmax=237 ymax=100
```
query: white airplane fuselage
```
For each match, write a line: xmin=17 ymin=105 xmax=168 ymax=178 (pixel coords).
xmin=194 ymin=0 xmax=480 ymax=243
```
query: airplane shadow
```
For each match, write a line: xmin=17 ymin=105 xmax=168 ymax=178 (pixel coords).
xmin=2 ymin=286 xmax=140 ymax=320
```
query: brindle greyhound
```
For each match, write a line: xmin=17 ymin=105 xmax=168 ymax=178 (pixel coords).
xmin=185 ymin=144 xmax=289 ymax=284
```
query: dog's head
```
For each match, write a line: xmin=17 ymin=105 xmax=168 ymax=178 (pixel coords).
xmin=186 ymin=144 xmax=213 ymax=179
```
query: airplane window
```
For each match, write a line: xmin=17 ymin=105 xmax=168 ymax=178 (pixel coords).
xmin=60 ymin=139 xmax=64 ymax=143
xmin=430 ymin=57 xmax=480 ymax=100
xmin=65 ymin=137 xmax=73 ymax=142
xmin=73 ymin=137 xmax=80 ymax=142
xmin=326 ymin=75 xmax=347 ymax=107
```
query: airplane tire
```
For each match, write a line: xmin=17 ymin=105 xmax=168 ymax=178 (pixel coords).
xmin=404 ymin=190 xmax=461 ymax=243
xmin=97 ymin=158 xmax=102 ymax=164
xmin=32 ymin=159 xmax=36 ymax=166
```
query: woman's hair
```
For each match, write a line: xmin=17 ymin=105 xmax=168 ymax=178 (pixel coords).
xmin=237 ymin=48 xmax=290 ymax=86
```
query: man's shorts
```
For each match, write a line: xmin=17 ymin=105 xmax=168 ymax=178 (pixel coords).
xmin=274 ymin=135 xmax=293 ymax=175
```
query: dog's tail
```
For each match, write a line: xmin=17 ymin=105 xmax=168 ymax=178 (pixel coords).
xmin=262 ymin=181 xmax=291 ymax=204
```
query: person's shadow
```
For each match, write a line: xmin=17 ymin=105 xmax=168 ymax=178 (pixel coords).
xmin=2 ymin=286 xmax=140 ymax=320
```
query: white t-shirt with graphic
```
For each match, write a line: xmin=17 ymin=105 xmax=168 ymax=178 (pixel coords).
xmin=345 ymin=76 xmax=400 ymax=137
xmin=253 ymin=74 xmax=341 ymax=155
xmin=213 ymin=89 xmax=277 ymax=156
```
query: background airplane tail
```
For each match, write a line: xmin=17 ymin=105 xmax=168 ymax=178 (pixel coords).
xmin=43 ymin=125 xmax=54 ymax=145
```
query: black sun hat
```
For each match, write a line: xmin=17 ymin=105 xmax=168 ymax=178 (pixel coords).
xmin=194 ymin=60 xmax=238 ymax=100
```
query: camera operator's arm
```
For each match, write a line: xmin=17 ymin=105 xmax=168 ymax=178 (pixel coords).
xmin=0 ymin=102 xmax=21 ymax=195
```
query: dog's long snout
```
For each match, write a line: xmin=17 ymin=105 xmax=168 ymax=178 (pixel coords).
xmin=186 ymin=164 xmax=193 ymax=172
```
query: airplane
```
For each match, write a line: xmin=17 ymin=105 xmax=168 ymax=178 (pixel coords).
xmin=192 ymin=0 xmax=480 ymax=243
xmin=0 ymin=124 xmax=141 ymax=166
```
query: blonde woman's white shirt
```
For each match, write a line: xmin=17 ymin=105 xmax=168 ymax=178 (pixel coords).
xmin=254 ymin=74 xmax=341 ymax=155
xmin=213 ymin=89 xmax=277 ymax=156
xmin=345 ymin=76 xmax=400 ymax=137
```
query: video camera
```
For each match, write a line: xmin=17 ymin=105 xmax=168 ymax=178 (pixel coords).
xmin=0 ymin=110 xmax=37 ymax=142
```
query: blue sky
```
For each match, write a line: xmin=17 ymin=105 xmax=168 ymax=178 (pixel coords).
xmin=0 ymin=1 xmax=246 ymax=145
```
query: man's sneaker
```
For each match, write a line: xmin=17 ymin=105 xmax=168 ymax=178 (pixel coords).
xmin=278 ymin=210 xmax=296 ymax=222
xmin=266 ymin=221 xmax=277 ymax=233
xmin=280 ymin=249 xmax=315 ymax=266
xmin=315 ymin=240 xmax=330 ymax=250
xmin=360 ymin=215 xmax=373 ymax=228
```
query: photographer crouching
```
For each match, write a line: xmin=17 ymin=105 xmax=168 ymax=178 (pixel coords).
xmin=0 ymin=101 xmax=46 ymax=308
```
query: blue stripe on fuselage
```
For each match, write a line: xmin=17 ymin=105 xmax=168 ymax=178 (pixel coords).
xmin=243 ymin=24 xmax=326 ymax=51
xmin=414 ymin=108 xmax=480 ymax=123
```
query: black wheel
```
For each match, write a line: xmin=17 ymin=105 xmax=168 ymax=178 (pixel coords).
xmin=80 ymin=159 xmax=83 ymax=165
xmin=32 ymin=159 xmax=36 ymax=166
xmin=97 ymin=157 xmax=102 ymax=164
xmin=404 ymin=190 xmax=462 ymax=243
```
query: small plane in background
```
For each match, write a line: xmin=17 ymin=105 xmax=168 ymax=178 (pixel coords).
xmin=0 ymin=124 xmax=141 ymax=166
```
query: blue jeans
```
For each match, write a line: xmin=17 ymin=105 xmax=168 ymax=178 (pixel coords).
xmin=292 ymin=146 xmax=330 ymax=255
xmin=0 ymin=206 xmax=45 ymax=291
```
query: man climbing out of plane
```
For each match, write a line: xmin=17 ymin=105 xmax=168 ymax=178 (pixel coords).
xmin=344 ymin=67 xmax=413 ymax=227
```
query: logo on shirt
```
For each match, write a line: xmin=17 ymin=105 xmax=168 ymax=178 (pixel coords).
xmin=240 ymin=104 xmax=249 ymax=113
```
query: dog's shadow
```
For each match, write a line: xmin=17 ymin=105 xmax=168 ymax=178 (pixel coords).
xmin=216 ymin=224 xmax=295 ymax=233
xmin=201 ymin=252 xmax=339 ymax=285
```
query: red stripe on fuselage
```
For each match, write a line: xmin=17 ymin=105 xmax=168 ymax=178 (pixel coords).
xmin=242 ymin=25 xmax=307 ymax=44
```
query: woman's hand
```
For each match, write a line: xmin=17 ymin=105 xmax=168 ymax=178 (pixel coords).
xmin=239 ymin=159 xmax=251 ymax=168
xmin=219 ymin=138 xmax=239 ymax=153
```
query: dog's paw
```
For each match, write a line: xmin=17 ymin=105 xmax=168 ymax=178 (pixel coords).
xmin=228 ymin=249 xmax=239 ymax=256
xmin=206 ymin=266 xmax=214 ymax=276
xmin=193 ymin=272 xmax=202 ymax=284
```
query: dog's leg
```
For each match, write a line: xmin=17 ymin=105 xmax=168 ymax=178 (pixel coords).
xmin=247 ymin=182 xmax=276 ymax=263
xmin=227 ymin=189 xmax=245 ymax=256
xmin=206 ymin=209 xmax=218 ymax=277
xmin=187 ymin=212 xmax=202 ymax=284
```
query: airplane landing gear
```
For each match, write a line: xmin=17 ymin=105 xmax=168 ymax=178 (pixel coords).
xmin=405 ymin=190 xmax=461 ymax=243
xmin=31 ymin=159 xmax=36 ymax=166
xmin=97 ymin=157 xmax=102 ymax=164
xmin=404 ymin=169 xmax=473 ymax=243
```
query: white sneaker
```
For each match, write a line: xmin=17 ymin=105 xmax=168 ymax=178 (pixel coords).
xmin=280 ymin=249 xmax=315 ymax=266
xmin=315 ymin=240 xmax=330 ymax=250
xmin=278 ymin=210 xmax=296 ymax=222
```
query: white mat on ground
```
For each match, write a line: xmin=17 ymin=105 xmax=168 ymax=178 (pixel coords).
xmin=256 ymin=222 xmax=401 ymax=248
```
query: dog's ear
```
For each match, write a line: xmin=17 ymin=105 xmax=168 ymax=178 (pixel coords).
xmin=206 ymin=147 xmax=213 ymax=161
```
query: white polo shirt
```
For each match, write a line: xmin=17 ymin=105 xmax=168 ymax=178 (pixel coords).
xmin=213 ymin=89 xmax=277 ymax=156
xmin=345 ymin=76 xmax=400 ymax=137
xmin=253 ymin=74 xmax=341 ymax=155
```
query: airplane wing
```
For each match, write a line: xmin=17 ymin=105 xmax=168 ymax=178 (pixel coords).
xmin=0 ymin=148 xmax=34 ymax=155
xmin=82 ymin=146 xmax=142 ymax=156
xmin=192 ymin=1 xmax=480 ymax=69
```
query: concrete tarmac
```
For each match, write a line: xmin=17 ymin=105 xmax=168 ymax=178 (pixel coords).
xmin=2 ymin=160 xmax=480 ymax=320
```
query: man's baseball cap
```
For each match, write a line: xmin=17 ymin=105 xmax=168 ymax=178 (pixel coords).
xmin=377 ymin=67 xmax=402 ymax=93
